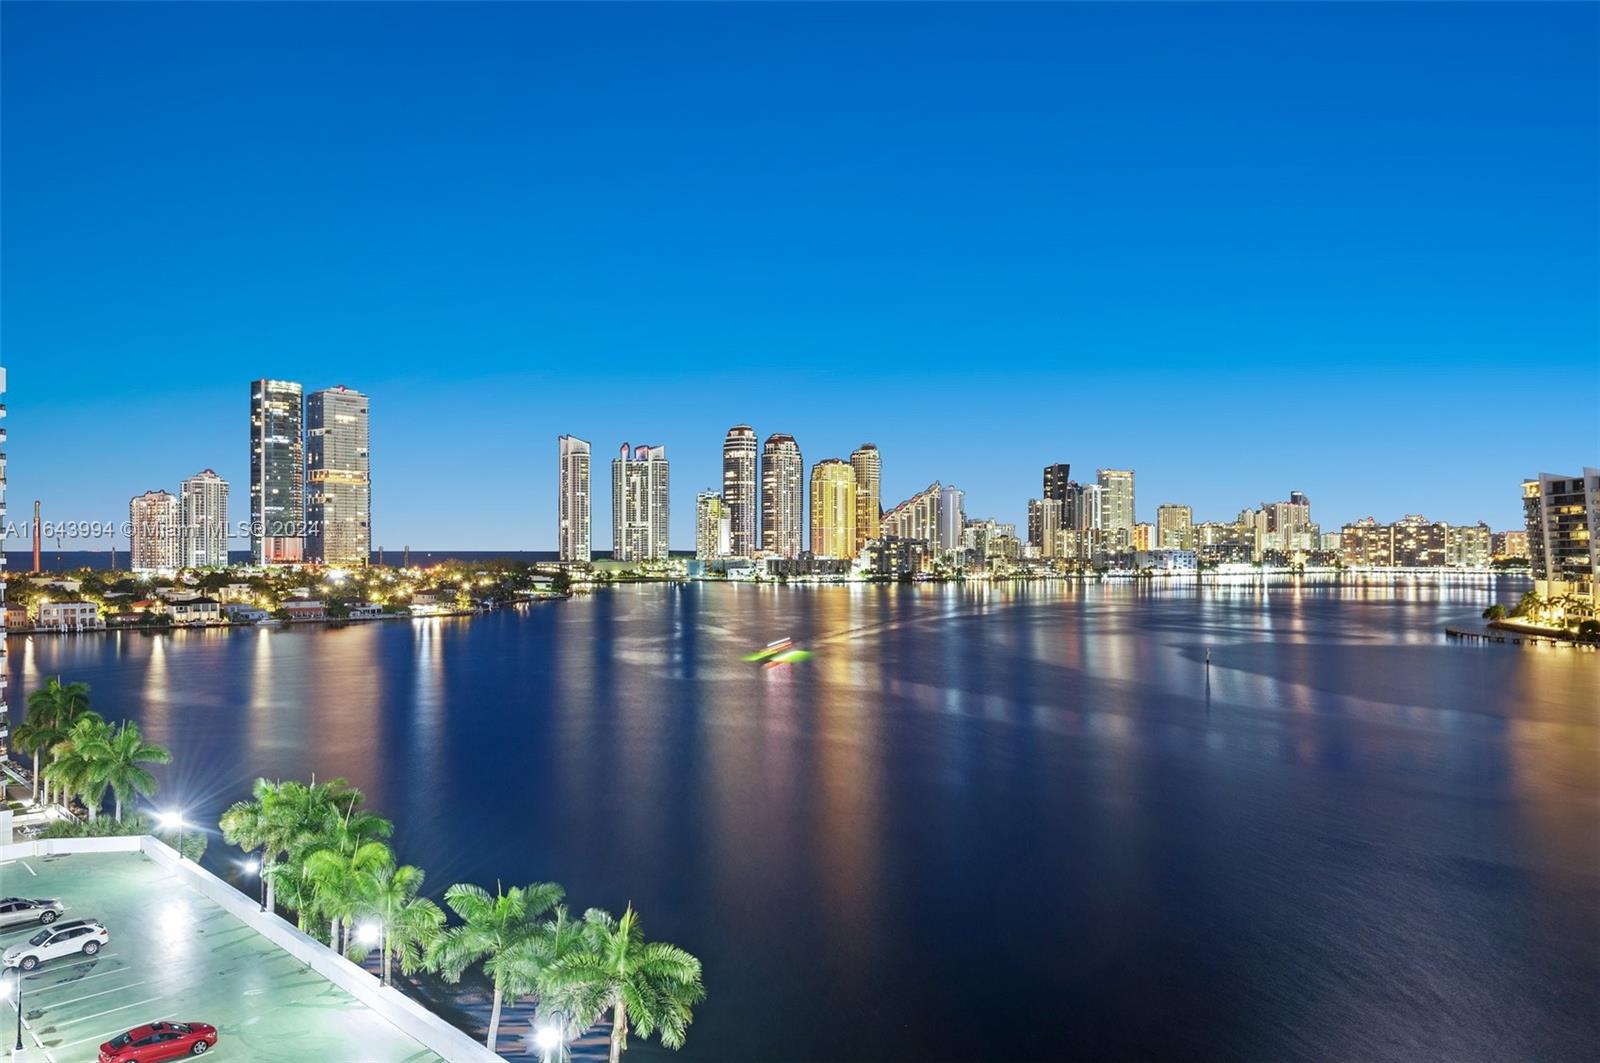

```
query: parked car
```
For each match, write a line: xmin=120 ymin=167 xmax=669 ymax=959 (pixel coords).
xmin=0 ymin=896 xmax=63 ymax=927
xmin=99 ymin=1021 xmax=218 ymax=1062
xmin=2 ymin=918 xmax=107 ymax=970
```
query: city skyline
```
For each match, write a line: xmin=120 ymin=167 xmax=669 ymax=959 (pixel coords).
xmin=3 ymin=4 xmax=1596 ymax=549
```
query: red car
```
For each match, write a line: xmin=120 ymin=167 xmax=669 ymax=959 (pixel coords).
xmin=98 ymin=1021 xmax=218 ymax=1062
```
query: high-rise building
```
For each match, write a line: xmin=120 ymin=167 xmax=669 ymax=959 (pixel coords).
xmin=1492 ymin=530 xmax=1529 ymax=560
xmin=938 ymin=485 xmax=965 ymax=553
xmin=882 ymin=483 xmax=942 ymax=546
xmin=850 ymin=444 xmax=881 ymax=554
xmin=1096 ymin=469 xmax=1135 ymax=549
xmin=1447 ymin=522 xmax=1492 ymax=569
xmin=1075 ymin=483 xmax=1104 ymax=534
xmin=1028 ymin=498 xmax=1063 ymax=558
xmin=1155 ymin=504 xmax=1193 ymax=549
xmin=1133 ymin=522 xmax=1155 ymax=552
xmin=695 ymin=491 xmax=730 ymax=560
xmin=1524 ymin=470 xmax=1600 ymax=602
xmin=612 ymin=444 xmax=670 ymax=562
xmin=558 ymin=435 xmax=592 ymax=563
xmin=306 ymin=386 xmax=370 ymax=566
xmin=761 ymin=434 xmax=804 ymax=558
xmin=130 ymin=490 xmax=180 ymax=575
xmin=250 ymin=378 xmax=305 ymax=564
xmin=1340 ymin=518 xmax=1392 ymax=567
xmin=180 ymin=470 xmax=230 ymax=568
xmin=1043 ymin=464 xmax=1072 ymax=505
xmin=809 ymin=460 xmax=858 ymax=559
xmin=1256 ymin=492 xmax=1318 ymax=560
xmin=722 ymin=425 xmax=759 ymax=557
xmin=1391 ymin=515 xmax=1448 ymax=568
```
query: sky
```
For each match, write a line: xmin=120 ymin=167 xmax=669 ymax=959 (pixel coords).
xmin=2 ymin=2 xmax=1596 ymax=550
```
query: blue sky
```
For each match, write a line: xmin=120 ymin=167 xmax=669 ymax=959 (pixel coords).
xmin=3 ymin=3 xmax=1595 ymax=549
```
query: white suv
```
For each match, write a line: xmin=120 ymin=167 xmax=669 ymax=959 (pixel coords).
xmin=3 ymin=919 xmax=108 ymax=970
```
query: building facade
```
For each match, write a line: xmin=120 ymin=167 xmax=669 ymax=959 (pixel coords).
xmin=612 ymin=444 xmax=670 ymax=562
xmin=1028 ymin=498 xmax=1063 ymax=559
xmin=695 ymin=491 xmax=730 ymax=560
xmin=761 ymin=434 xmax=804 ymax=559
xmin=1447 ymin=522 xmax=1492 ymax=569
xmin=1524 ymin=469 xmax=1600 ymax=602
xmin=809 ymin=460 xmax=858 ymax=559
xmin=850 ymin=444 xmax=881 ymax=555
xmin=558 ymin=435 xmax=592 ymax=563
xmin=882 ymin=483 xmax=942 ymax=546
xmin=180 ymin=469 xmax=230 ymax=568
xmin=722 ymin=425 xmax=759 ymax=557
xmin=305 ymin=386 xmax=371 ymax=566
xmin=1096 ymin=469 xmax=1135 ymax=550
xmin=938 ymin=486 xmax=965 ymax=554
xmin=130 ymin=490 xmax=180 ymax=575
xmin=1155 ymin=504 xmax=1193 ymax=549
xmin=250 ymin=378 xmax=305 ymax=564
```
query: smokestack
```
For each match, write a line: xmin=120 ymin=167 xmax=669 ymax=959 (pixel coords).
xmin=32 ymin=500 xmax=40 ymax=572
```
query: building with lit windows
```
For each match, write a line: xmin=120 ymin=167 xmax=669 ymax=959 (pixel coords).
xmin=1523 ymin=469 xmax=1600 ymax=602
xmin=882 ymin=483 xmax=942 ymax=547
xmin=130 ymin=490 xmax=180 ymax=575
xmin=1391 ymin=514 xmax=1448 ymax=568
xmin=761 ymin=434 xmax=804 ymax=559
xmin=180 ymin=470 xmax=230 ymax=569
xmin=1156 ymin=504 xmax=1193 ymax=549
xmin=612 ymin=444 xmax=670 ymax=562
xmin=306 ymin=386 xmax=370 ymax=566
xmin=1492 ymin=530 xmax=1529 ymax=560
xmin=1446 ymin=522 xmax=1492 ymax=568
xmin=850 ymin=444 xmax=880 ymax=555
xmin=722 ymin=425 xmax=759 ymax=557
xmin=558 ymin=435 xmax=592 ymax=563
xmin=1096 ymin=469 xmax=1135 ymax=549
xmin=250 ymin=378 xmax=305 ymax=564
xmin=938 ymin=486 xmax=965 ymax=554
xmin=809 ymin=460 xmax=857 ymax=559
xmin=696 ymin=491 xmax=730 ymax=560
xmin=1028 ymin=498 xmax=1063 ymax=558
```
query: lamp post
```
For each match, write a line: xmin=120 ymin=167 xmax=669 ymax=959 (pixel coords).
xmin=159 ymin=811 xmax=187 ymax=860
xmin=535 ymin=1024 xmax=562 ymax=1063
xmin=1 ymin=964 xmax=24 ymax=1057
xmin=243 ymin=856 xmax=265 ymax=912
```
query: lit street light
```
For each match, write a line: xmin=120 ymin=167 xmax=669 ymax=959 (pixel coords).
xmin=355 ymin=922 xmax=382 ymax=948
xmin=535 ymin=1024 xmax=562 ymax=1063
xmin=241 ymin=856 xmax=266 ymax=911
xmin=157 ymin=810 xmax=188 ymax=860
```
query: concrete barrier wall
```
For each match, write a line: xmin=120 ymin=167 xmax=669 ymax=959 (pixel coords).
xmin=0 ymin=836 xmax=498 ymax=1062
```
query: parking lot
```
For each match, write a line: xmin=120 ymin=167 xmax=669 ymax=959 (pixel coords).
xmin=0 ymin=851 xmax=446 ymax=1062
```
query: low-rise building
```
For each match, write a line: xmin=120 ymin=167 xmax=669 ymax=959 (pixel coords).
xmin=37 ymin=601 xmax=103 ymax=632
xmin=282 ymin=600 xmax=327 ymax=621
xmin=1135 ymin=549 xmax=1198 ymax=573
xmin=224 ymin=603 xmax=270 ymax=623
xmin=167 ymin=598 xmax=222 ymax=626
xmin=348 ymin=602 xmax=384 ymax=620
xmin=861 ymin=536 xmax=931 ymax=578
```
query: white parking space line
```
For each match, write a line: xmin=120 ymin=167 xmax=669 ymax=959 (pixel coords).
xmin=22 ymin=862 xmax=36 ymax=876
xmin=25 ymin=967 xmax=132 ymax=994
xmin=55 ymin=1014 xmax=177 ymax=1051
xmin=38 ymin=979 xmax=145 ymax=1011
xmin=48 ymin=993 xmax=172 ymax=1031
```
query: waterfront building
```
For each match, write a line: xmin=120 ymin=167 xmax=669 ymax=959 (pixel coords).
xmin=305 ymin=386 xmax=371 ymax=566
xmin=1135 ymin=549 xmax=1198 ymax=573
xmin=558 ymin=435 xmax=592 ymax=563
xmin=882 ymin=483 xmax=942 ymax=546
xmin=1447 ymin=522 xmax=1492 ymax=569
xmin=1391 ymin=515 xmax=1449 ymax=568
xmin=862 ymin=535 xmax=930 ymax=577
xmin=612 ymin=444 xmax=670 ymax=562
xmin=1320 ymin=531 xmax=1342 ymax=553
xmin=1133 ymin=523 xmax=1155 ymax=552
xmin=938 ymin=486 xmax=965 ymax=553
xmin=1255 ymin=492 xmax=1318 ymax=560
xmin=1492 ymin=530 xmax=1529 ymax=560
xmin=761 ymin=434 xmax=805 ymax=558
xmin=810 ymin=460 xmax=857 ymax=559
xmin=179 ymin=470 xmax=230 ymax=568
xmin=250 ymin=378 xmax=305 ymax=564
xmin=1028 ymin=498 xmax=1063 ymax=558
xmin=722 ymin=425 xmax=759 ymax=557
xmin=1035 ymin=463 xmax=1071 ymax=546
xmin=1075 ymin=483 xmax=1104 ymax=540
xmin=1155 ymin=504 xmax=1193 ymax=549
xmin=1340 ymin=518 xmax=1391 ymax=567
xmin=38 ymin=601 xmax=103 ymax=632
xmin=1523 ymin=469 xmax=1600 ymax=603
xmin=130 ymin=490 xmax=180 ymax=575
xmin=695 ymin=491 xmax=731 ymax=560
xmin=850 ymin=444 xmax=881 ymax=555
xmin=1096 ymin=469 xmax=1135 ymax=549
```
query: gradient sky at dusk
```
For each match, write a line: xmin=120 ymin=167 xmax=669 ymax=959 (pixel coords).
xmin=3 ymin=3 xmax=1595 ymax=549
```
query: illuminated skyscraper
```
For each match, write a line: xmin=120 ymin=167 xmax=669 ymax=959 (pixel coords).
xmin=1523 ymin=470 xmax=1599 ymax=601
xmin=810 ymin=460 xmax=858 ymax=559
xmin=1096 ymin=469 xmax=1135 ymax=549
xmin=1043 ymin=463 xmax=1072 ymax=506
xmin=130 ymin=490 xmax=179 ymax=575
xmin=180 ymin=470 xmax=230 ymax=568
xmin=250 ymin=378 xmax=305 ymax=564
xmin=696 ymin=491 xmax=730 ymax=560
xmin=882 ymin=483 xmax=941 ymax=545
xmin=1155 ymin=504 xmax=1193 ymax=549
xmin=612 ymin=444 xmax=670 ymax=562
xmin=850 ymin=444 xmax=881 ymax=554
xmin=938 ymin=485 xmax=965 ymax=553
xmin=1028 ymin=498 xmax=1063 ymax=558
xmin=558 ymin=435 xmax=592 ymax=563
xmin=761 ymin=434 xmax=804 ymax=558
xmin=306 ymin=386 xmax=370 ymax=566
xmin=722 ymin=425 xmax=759 ymax=557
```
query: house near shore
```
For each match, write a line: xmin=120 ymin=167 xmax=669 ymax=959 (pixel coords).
xmin=225 ymin=603 xmax=270 ymax=624
xmin=38 ymin=601 xmax=104 ymax=632
xmin=348 ymin=602 xmax=384 ymax=620
xmin=282 ymin=600 xmax=327 ymax=621
xmin=166 ymin=597 xmax=222 ymax=626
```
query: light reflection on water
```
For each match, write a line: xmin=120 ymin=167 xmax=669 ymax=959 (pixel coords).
xmin=7 ymin=576 xmax=1596 ymax=1061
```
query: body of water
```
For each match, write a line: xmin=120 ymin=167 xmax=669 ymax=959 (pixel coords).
xmin=6 ymin=577 xmax=1596 ymax=1061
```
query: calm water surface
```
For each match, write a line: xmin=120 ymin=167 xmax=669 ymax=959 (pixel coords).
xmin=9 ymin=578 xmax=1597 ymax=1061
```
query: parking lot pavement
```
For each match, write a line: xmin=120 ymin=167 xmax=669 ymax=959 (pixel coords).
xmin=0 ymin=852 xmax=445 ymax=1063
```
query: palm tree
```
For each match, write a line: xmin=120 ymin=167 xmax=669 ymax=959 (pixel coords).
xmin=42 ymin=716 xmax=115 ymax=820
xmin=353 ymin=862 xmax=444 ymax=986
xmin=277 ymin=778 xmax=392 ymax=933
xmin=304 ymin=838 xmax=392 ymax=953
xmin=221 ymin=778 xmax=301 ymax=915
xmin=544 ymin=906 xmax=704 ymax=1063
xmin=20 ymin=677 xmax=96 ymax=806
xmin=80 ymin=721 xmax=170 ymax=822
xmin=430 ymin=881 xmax=565 ymax=1053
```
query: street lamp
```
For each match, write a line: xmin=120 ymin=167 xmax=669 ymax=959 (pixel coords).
xmin=241 ymin=856 xmax=266 ymax=912
xmin=1 ymin=964 xmax=24 ymax=1055
xmin=157 ymin=810 xmax=187 ymax=860
xmin=535 ymin=1024 xmax=562 ymax=1063
xmin=355 ymin=922 xmax=381 ymax=948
